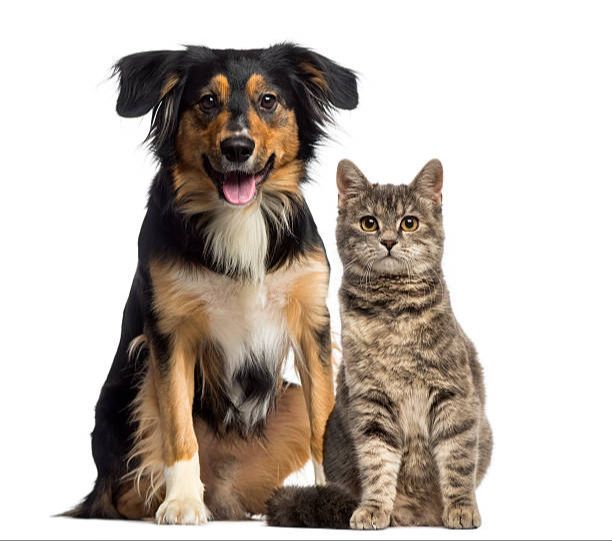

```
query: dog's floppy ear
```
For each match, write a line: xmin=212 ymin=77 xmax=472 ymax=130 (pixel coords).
xmin=114 ymin=50 xmax=187 ymax=118
xmin=288 ymin=45 xmax=358 ymax=121
xmin=113 ymin=49 xmax=200 ymax=163
xmin=269 ymin=44 xmax=358 ymax=160
xmin=293 ymin=48 xmax=358 ymax=112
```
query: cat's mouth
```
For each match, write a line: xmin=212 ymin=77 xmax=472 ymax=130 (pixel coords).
xmin=374 ymin=253 xmax=406 ymax=274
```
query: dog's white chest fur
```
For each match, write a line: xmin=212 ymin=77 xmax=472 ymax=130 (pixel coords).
xmin=204 ymin=273 xmax=290 ymax=374
xmin=173 ymin=267 xmax=293 ymax=428
xmin=202 ymin=204 xmax=269 ymax=282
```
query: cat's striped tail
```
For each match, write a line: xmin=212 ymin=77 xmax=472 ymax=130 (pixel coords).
xmin=266 ymin=485 xmax=358 ymax=529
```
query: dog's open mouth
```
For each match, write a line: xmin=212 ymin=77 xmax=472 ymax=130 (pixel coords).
xmin=203 ymin=155 xmax=275 ymax=206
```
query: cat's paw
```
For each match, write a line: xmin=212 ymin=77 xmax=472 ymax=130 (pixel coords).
xmin=391 ymin=506 xmax=418 ymax=527
xmin=350 ymin=505 xmax=391 ymax=530
xmin=443 ymin=503 xmax=481 ymax=529
xmin=155 ymin=497 xmax=212 ymax=525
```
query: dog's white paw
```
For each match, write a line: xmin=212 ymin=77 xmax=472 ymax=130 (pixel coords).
xmin=156 ymin=454 xmax=210 ymax=525
xmin=155 ymin=497 xmax=212 ymax=525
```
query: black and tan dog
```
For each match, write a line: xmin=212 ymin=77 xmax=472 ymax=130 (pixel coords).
xmin=68 ymin=44 xmax=358 ymax=524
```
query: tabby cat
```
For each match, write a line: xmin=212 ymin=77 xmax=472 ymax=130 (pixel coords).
xmin=267 ymin=159 xmax=492 ymax=530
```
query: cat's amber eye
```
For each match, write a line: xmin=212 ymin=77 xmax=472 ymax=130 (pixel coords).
xmin=360 ymin=216 xmax=379 ymax=232
xmin=400 ymin=216 xmax=419 ymax=232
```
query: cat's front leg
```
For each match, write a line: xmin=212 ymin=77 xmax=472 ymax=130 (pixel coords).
xmin=431 ymin=395 xmax=482 ymax=529
xmin=349 ymin=390 xmax=403 ymax=530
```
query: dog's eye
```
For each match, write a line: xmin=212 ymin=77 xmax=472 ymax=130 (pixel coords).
xmin=199 ymin=93 xmax=218 ymax=112
xmin=360 ymin=216 xmax=379 ymax=232
xmin=260 ymin=94 xmax=277 ymax=111
xmin=400 ymin=216 xmax=419 ymax=232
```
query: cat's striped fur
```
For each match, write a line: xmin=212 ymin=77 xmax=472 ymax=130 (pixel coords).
xmin=267 ymin=159 xmax=492 ymax=530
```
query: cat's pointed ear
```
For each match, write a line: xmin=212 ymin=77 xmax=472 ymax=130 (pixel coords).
xmin=413 ymin=159 xmax=443 ymax=205
xmin=337 ymin=160 xmax=369 ymax=206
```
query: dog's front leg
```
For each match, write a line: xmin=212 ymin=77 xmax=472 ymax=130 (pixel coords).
xmin=150 ymin=330 xmax=210 ymax=525
xmin=294 ymin=324 xmax=334 ymax=485
xmin=287 ymin=259 xmax=335 ymax=485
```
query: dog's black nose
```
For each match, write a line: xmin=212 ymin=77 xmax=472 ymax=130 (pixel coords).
xmin=220 ymin=136 xmax=255 ymax=163
xmin=381 ymin=239 xmax=398 ymax=252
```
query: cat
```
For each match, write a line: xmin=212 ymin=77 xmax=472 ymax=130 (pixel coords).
xmin=267 ymin=158 xmax=492 ymax=530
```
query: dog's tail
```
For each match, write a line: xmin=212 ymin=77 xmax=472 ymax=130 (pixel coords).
xmin=266 ymin=485 xmax=358 ymax=529
xmin=60 ymin=478 xmax=122 ymax=519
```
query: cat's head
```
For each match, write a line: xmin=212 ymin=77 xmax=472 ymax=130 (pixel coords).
xmin=336 ymin=159 xmax=444 ymax=280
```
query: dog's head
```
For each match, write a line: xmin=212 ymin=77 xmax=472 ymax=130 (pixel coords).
xmin=114 ymin=44 xmax=358 ymax=208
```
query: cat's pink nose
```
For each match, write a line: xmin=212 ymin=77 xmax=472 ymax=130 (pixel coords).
xmin=381 ymin=239 xmax=398 ymax=252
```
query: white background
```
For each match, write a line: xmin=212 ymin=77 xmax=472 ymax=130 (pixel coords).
xmin=1 ymin=1 xmax=611 ymax=539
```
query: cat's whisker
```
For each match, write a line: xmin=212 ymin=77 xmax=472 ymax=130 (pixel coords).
xmin=396 ymin=253 xmax=414 ymax=283
xmin=363 ymin=255 xmax=377 ymax=294
xmin=357 ymin=254 xmax=375 ymax=291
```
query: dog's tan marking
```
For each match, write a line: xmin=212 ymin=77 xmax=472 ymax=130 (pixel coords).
xmin=175 ymin=74 xmax=232 ymax=180
xmin=171 ymin=165 xmax=218 ymax=216
xmin=245 ymin=73 xmax=300 ymax=167
xmin=161 ymin=73 xmax=181 ymax=98
xmin=262 ymin=159 xmax=304 ymax=198
xmin=286 ymin=250 xmax=335 ymax=466
xmin=208 ymin=74 xmax=231 ymax=104
xmin=245 ymin=73 xmax=266 ymax=100
xmin=150 ymin=338 xmax=199 ymax=465
xmin=150 ymin=260 xmax=210 ymax=339
xmin=299 ymin=61 xmax=330 ymax=92
xmin=246 ymin=106 xmax=299 ymax=169
xmin=174 ymin=107 xmax=231 ymax=183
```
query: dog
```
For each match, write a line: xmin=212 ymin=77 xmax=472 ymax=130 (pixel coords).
xmin=67 ymin=43 xmax=358 ymax=524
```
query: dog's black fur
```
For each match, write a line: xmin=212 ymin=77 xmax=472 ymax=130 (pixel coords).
xmin=68 ymin=44 xmax=358 ymax=519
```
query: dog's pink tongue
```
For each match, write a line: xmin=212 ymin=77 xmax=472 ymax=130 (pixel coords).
xmin=222 ymin=174 xmax=257 ymax=205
